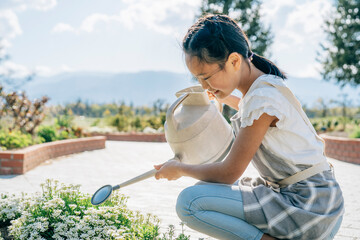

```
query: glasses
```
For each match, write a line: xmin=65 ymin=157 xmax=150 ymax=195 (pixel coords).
xmin=192 ymin=66 xmax=223 ymax=83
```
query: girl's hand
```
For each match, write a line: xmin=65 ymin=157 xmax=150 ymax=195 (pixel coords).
xmin=154 ymin=159 xmax=183 ymax=181
xmin=206 ymin=90 xmax=225 ymax=104
xmin=206 ymin=90 xmax=216 ymax=100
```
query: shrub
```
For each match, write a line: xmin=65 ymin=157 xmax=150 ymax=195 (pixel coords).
xmin=0 ymin=87 xmax=49 ymax=135
xmin=349 ymin=126 xmax=360 ymax=138
xmin=112 ymin=115 xmax=130 ymax=132
xmin=37 ymin=125 xmax=57 ymax=143
xmin=0 ymin=180 xmax=191 ymax=240
xmin=0 ymin=130 xmax=38 ymax=150
xmin=55 ymin=115 xmax=73 ymax=129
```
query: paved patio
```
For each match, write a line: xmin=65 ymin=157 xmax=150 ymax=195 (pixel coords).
xmin=0 ymin=141 xmax=359 ymax=239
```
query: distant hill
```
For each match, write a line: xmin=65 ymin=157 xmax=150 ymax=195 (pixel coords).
xmin=23 ymin=71 xmax=194 ymax=106
xmin=22 ymin=71 xmax=359 ymax=108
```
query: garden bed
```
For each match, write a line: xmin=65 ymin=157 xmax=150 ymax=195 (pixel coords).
xmin=0 ymin=179 xmax=190 ymax=240
xmin=0 ymin=136 xmax=106 ymax=175
xmin=321 ymin=134 xmax=360 ymax=165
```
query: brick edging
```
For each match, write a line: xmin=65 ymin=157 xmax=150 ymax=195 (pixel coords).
xmin=0 ymin=136 xmax=106 ymax=175
xmin=321 ymin=134 xmax=360 ymax=165
xmin=91 ymin=132 xmax=166 ymax=142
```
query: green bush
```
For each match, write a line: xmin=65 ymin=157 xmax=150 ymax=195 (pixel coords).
xmin=55 ymin=115 xmax=73 ymax=129
xmin=111 ymin=114 xmax=165 ymax=132
xmin=349 ymin=126 xmax=360 ymax=138
xmin=37 ymin=125 xmax=57 ymax=143
xmin=0 ymin=180 xmax=191 ymax=240
xmin=0 ymin=130 xmax=38 ymax=150
xmin=112 ymin=115 xmax=130 ymax=132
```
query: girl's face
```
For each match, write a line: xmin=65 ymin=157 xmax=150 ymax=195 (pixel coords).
xmin=185 ymin=54 xmax=241 ymax=99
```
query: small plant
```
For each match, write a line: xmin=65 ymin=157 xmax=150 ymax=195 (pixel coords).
xmin=349 ymin=126 xmax=360 ymax=138
xmin=0 ymin=130 xmax=40 ymax=150
xmin=0 ymin=180 xmax=192 ymax=240
xmin=36 ymin=125 xmax=57 ymax=142
xmin=159 ymin=224 xmax=190 ymax=240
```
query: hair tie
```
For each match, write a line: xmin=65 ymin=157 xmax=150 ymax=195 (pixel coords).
xmin=249 ymin=52 xmax=254 ymax=61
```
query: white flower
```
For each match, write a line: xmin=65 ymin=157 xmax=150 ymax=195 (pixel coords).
xmin=52 ymin=209 xmax=62 ymax=218
xmin=68 ymin=204 xmax=77 ymax=210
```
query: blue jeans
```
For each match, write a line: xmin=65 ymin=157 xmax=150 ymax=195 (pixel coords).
xmin=176 ymin=182 xmax=343 ymax=240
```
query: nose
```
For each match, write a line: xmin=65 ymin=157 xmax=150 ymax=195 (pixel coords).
xmin=199 ymin=79 xmax=209 ymax=90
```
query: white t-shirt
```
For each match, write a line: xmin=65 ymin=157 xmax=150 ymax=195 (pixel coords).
xmin=237 ymin=74 xmax=326 ymax=165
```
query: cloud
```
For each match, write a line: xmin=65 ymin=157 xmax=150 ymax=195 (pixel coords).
xmin=60 ymin=64 xmax=73 ymax=72
xmin=52 ymin=23 xmax=77 ymax=34
xmin=80 ymin=13 xmax=112 ymax=33
xmin=262 ymin=0 xmax=332 ymax=49
xmin=34 ymin=65 xmax=52 ymax=76
xmin=3 ymin=0 xmax=57 ymax=12
xmin=118 ymin=0 xmax=200 ymax=35
xmin=0 ymin=9 xmax=22 ymax=40
xmin=0 ymin=60 xmax=32 ymax=79
xmin=291 ymin=62 xmax=322 ymax=79
xmin=52 ymin=0 xmax=200 ymax=36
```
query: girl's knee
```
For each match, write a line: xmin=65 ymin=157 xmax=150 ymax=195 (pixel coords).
xmin=176 ymin=186 xmax=200 ymax=220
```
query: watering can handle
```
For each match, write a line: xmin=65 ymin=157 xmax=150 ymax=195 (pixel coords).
xmin=116 ymin=157 xmax=180 ymax=189
xmin=166 ymin=93 xmax=189 ymax=131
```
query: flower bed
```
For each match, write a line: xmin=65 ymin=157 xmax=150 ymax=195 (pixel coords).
xmin=0 ymin=136 xmax=106 ymax=175
xmin=0 ymin=179 xmax=190 ymax=240
xmin=321 ymin=134 xmax=360 ymax=164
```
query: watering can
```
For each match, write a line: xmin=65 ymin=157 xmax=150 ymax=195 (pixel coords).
xmin=165 ymin=85 xmax=234 ymax=165
xmin=91 ymin=85 xmax=234 ymax=205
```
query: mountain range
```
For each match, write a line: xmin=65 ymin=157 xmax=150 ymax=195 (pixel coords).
xmin=21 ymin=71 xmax=359 ymax=108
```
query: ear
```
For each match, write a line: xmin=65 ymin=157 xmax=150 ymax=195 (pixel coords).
xmin=227 ymin=52 xmax=242 ymax=71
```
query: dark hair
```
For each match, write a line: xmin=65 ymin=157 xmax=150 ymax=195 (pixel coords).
xmin=183 ymin=14 xmax=287 ymax=79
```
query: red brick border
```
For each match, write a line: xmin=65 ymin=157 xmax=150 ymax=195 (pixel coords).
xmin=321 ymin=134 xmax=360 ymax=165
xmin=91 ymin=132 xmax=166 ymax=142
xmin=0 ymin=136 xmax=106 ymax=175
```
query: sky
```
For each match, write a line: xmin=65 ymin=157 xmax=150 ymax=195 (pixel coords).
xmin=0 ymin=0 xmax=334 ymax=80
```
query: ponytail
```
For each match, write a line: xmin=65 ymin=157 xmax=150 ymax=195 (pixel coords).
xmin=183 ymin=14 xmax=287 ymax=80
xmin=249 ymin=52 xmax=287 ymax=79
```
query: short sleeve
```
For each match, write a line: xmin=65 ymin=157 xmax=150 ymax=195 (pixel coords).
xmin=238 ymin=86 xmax=288 ymax=129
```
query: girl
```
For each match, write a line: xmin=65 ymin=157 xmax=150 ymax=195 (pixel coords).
xmin=154 ymin=14 xmax=344 ymax=240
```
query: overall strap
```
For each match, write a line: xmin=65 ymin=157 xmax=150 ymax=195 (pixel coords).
xmin=259 ymin=80 xmax=330 ymax=188
xmin=261 ymin=81 xmax=325 ymax=144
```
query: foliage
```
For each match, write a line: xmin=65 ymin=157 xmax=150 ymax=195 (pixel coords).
xmin=111 ymin=113 xmax=166 ymax=132
xmin=0 ymin=130 xmax=41 ymax=150
xmin=319 ymin=0 xmax=360 ymax=87
xmin=0 ymin=179 xmax=190 ymax=240
xmin=349 ymin=126 xmax=360 ymax=138
xmin=199 ymin=0 xmax=273 ymax=56
xmin=37 ymin=115 xmax=87 ymax=143
xmin=36 ymin=126 xmax=57 ymax=143
xmin=159 ymin=224 xmax=191 ymax=240
xmin=310 ymin=116 xmax=359 ymax=133
xmin=0 ymin=86 xmax=49 ymax=135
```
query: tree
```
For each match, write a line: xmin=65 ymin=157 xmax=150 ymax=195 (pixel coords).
xmin=330 ymin=93 xmax=352 ymax=130
xmin=0 ymin=89 xmax=49 ymax=134
xmin=315 ymin=98 xmax=331 ymax=118
xmin=319 ymin=0 xmax=360 ymax=87
xmin=199 ymin=0 xmax=273 ymax=56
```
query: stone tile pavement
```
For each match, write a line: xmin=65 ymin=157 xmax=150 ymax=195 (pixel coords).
xmin=0 ymin=141 xmax=359 ymax=239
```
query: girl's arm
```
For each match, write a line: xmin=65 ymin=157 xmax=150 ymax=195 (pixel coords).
xmin=154 ymin=113 xmax=277 ymax=184
xmin=219 ymin=95 xmax=241 ymax=111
